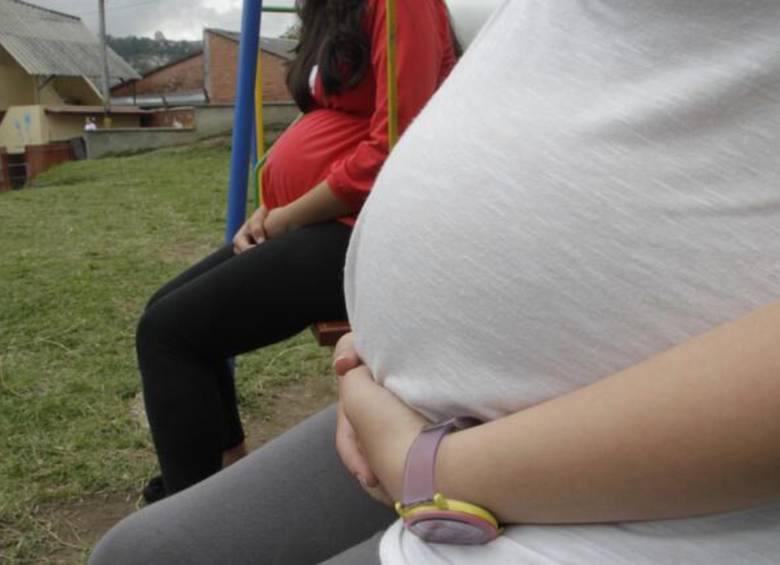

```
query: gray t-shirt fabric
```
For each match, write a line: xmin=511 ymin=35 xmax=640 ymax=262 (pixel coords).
xmin=344 ymin=0 xmax=780 ymax=563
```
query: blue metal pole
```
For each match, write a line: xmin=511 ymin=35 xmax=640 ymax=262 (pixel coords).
xmin=225 ymin=0 xmax=263 ymax=243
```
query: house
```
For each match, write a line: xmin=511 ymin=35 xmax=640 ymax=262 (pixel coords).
xmin=111 ymin=31 xmax=296 ymax=109
xmin=205 ymin=31 xmax=295 ymax=104
xmin=0 ymin=0 xmax=141 ymax=188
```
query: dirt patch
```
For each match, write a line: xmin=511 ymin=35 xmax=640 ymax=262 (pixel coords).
xmin=44 ymin=376 xmax=337 ymax=564
xmin=244 ymin=375 xmax=337 ymax=449
xmin=42 ymin=492 xmax=141 ymax=565
xmin=157 ymin=237 xmax=219 ymax=267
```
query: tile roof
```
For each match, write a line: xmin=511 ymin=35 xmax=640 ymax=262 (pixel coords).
xmin=206 ymin=28 xmax=297 ymax=61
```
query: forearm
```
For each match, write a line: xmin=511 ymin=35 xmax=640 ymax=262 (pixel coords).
xmin=437 ymin=300 xmax=780 ymax=525
xmin=284 ymin=180 xmax=354 ymax=228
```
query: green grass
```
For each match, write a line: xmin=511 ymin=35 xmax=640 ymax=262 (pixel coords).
xmin=0 ymin=140 xmax=333 ymax=563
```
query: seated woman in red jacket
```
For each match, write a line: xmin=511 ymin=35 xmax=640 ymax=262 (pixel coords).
xmin=136 ymin=0 xmax=459 ymax=502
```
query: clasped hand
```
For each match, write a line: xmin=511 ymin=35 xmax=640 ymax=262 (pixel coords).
xmin=332 ymin=333 xmax=428 ymax=505
xmin=232 ymin=206 xmax=296 ymax=254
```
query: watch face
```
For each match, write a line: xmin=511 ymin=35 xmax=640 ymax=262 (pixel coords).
xmin=408 ymin=513 xmax=497 ymax=545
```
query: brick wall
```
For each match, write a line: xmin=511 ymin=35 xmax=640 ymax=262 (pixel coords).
xmin=111 ymin=33 xmax=292 ymax=105
xmin=113 ymin=53 xmax=205 ymax=97
xmin=205 ymin=33 xmax=237 ymax=104
xmin=206 ymin=33 xmax=291 ymax=104
xmin=145 ymin=108 xmax=195 ymax=128
xmin=25 ymin=142 xmax=74 ymax=184
xmin=260 ymin=54 xmax=291 ymax=103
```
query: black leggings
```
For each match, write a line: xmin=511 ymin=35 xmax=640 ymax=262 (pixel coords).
xmin=137 ymin=221 xmax=352 ymax=494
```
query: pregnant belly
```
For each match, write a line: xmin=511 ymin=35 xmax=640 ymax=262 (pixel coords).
xmin=262 ymin=109 xmax=369 ymax=209
xmin=344 ymin=104 xmax=780 ymax=424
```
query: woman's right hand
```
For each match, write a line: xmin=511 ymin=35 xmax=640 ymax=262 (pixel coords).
xmin=232 ymin=206 xmax=268 ymax=254
xmin=333 ymin=333 xmax=390 ymax=504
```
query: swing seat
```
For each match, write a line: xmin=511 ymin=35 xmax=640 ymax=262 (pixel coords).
xmin=312 ymin=320 xmax=351 ymax=347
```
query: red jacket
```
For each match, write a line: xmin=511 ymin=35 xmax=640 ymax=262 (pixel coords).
xmin=262 ymin=0 xmax=457 ymax=225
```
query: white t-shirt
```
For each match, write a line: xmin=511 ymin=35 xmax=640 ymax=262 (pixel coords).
xmin=448 ymin=0 xmax=503 ymax=45
xmin=344 ymin=0 xmax=780 ymax=563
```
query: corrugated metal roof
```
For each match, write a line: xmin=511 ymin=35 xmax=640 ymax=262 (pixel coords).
xmin=260 ymin=37 xmax=297 ymax=61
xmin=206 ymin=28 xmax=297 ymax=62
xmin=45 ymin=105 xmax=151 ymax=115
xmin=112 ymin=90 xmax=209 ymax=109
xmin=0 ymin=0 xmax=140 ymax=80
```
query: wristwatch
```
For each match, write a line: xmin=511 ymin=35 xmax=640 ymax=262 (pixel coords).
xmin=394 ymin=417 xmax=501 ymax=545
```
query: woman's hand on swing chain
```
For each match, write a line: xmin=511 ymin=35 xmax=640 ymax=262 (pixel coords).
xmin=334 ymin=333 xmax=428 ymax=504
xmin=263 ymin=206 xmax=297 ymax=239
xmin=233 ymin=206 xmax=268 ymax=254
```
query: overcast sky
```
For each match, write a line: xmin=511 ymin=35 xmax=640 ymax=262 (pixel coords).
xmin=31 ymin=1 xmax=496 ymax=43
xmin=33 ymin=0 xmax=298 ymax=40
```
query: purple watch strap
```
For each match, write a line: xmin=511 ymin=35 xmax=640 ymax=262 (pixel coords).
xmin=402 ymin=417 xmax=479 ymax=507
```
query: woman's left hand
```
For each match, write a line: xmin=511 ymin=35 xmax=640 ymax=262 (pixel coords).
xmin=339 ymin=364 xmax=429 ymax=503
xmin=263 ymin=206 xmax=296 ymax=239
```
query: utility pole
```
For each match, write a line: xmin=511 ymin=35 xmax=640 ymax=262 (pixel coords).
xmin=98 ymin=0 xmax=112 ymax=127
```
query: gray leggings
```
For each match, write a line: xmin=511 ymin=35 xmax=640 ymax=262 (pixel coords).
xmin=89 ymin=405 xmax=395 ymax=564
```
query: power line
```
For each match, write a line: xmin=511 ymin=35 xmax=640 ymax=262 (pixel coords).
xmin=81 ymin=0 xmax=158 ymax=16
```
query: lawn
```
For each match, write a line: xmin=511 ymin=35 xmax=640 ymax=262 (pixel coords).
xmin=0 ymin=140 xmax=335 ymax=563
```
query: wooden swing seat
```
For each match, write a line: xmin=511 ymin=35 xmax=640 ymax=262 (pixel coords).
xmin=311 ymin=320 xmax=351 ymax=347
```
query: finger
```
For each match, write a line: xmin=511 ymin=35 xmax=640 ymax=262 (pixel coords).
xmin=232 ymin=231 xmax=253 ymax=254
xmin=336 ymin=404 xmax=379 ymax=486
xmin=337 ymin=433 xmax=380 ymax=488
xmin=333 ymin=333 xmax=360 ymax=376
xmin=249 ymin=219 xmax=265 ymax=243
xmin=249 ymin=207 xmax=267 ymax=243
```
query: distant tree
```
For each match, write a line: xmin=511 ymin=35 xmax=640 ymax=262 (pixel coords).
xmin=280 ymin=22 xmax=301 ymax=41
xmin=108 ymin=35 xmax=203 ymax=74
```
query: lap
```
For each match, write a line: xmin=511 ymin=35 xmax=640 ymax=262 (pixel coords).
xmin=140 ymin=222 xmax=352 ymax=356
xmin=89 ymin=405 xmax=394 ymax=565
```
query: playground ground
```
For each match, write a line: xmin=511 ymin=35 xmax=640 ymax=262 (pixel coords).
xmin=0 ymin=138 xmax=337 ymax=564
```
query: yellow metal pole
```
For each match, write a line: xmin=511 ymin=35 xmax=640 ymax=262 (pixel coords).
xmin=255 ymin=55 xmax=265 ymax=160
xmin=386 ymin=0 xmax=399 ymax=149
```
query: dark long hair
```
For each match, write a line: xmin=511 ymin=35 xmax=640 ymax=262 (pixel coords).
xmin=286 ymin=0 xmax=463 ymax=113
xmin=286 ymin=0 xmax=370 ymax=112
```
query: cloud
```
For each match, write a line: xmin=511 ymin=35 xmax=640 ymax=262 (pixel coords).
xmin=29 ymin=0 xmax=499 ymax=43
xmin=31 ymin=0 xmax=297 ymax=39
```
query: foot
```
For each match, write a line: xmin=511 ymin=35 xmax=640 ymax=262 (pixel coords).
xmin=142 ymin=475 xmax=167 ymax=505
